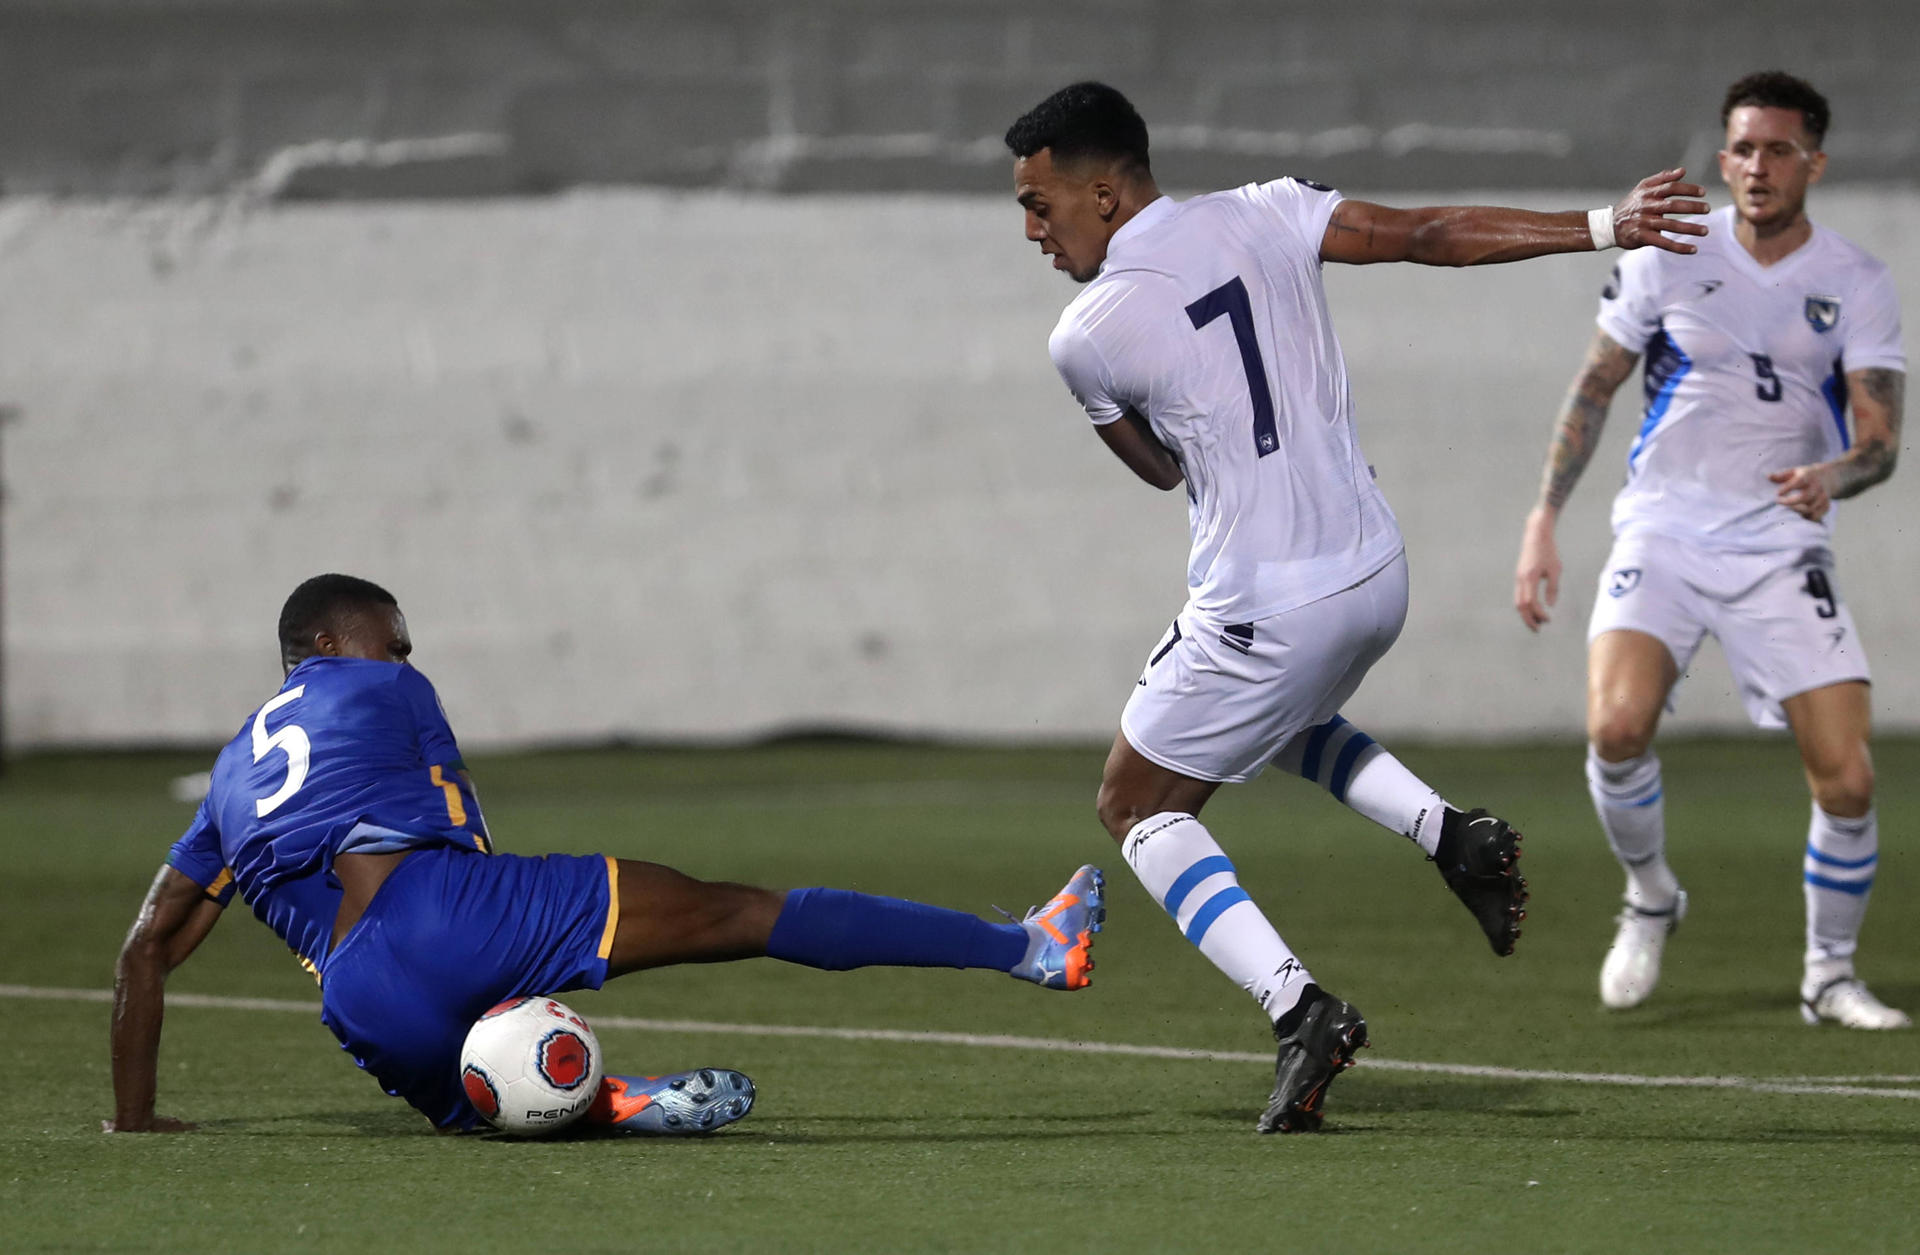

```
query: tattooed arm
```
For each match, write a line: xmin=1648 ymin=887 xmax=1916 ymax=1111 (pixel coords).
xmin=1770 ymin=368 xmax=1905 ymax=520
xmin=1513 ymin=332 xmax=1642 ymax=631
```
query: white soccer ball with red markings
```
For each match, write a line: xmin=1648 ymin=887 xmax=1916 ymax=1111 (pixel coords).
xmin=459 ymin=996 xmax=604 ymax=1136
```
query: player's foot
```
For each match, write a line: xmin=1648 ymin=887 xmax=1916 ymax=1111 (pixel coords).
xmin=1800 ymin=976 xmax=1912 ymax=1030
xmin=1008 ymin=864 xmax=1105 ymax=990
xmin=1257 ymin=985 xmax=1368 ymax=1134
xmin=587 ymin=1069 xmax=756 ymax=1134
xmin=1432 ymin=808 xmax=1528 ymax=956
xmin=1599 ymin=890 xmax=1686 ymax=1010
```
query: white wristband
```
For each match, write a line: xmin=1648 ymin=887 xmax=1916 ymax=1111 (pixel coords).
xmin=1588 ymin=206 xmax=1617 ymax=251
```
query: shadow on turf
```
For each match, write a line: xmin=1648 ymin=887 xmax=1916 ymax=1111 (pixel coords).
xmin=1591 ymin=980 xmax=1920 ymax=1028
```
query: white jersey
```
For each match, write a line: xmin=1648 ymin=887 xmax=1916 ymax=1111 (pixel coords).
xmin=1048 ymin=182 xmax=1403 ymax=623
xmin=1597 ymin=205 xmax=1906 ymax=551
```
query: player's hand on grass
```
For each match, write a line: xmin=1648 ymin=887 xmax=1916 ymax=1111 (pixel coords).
xmin=102 ymin=1114 xmax=196 ymax=1133
xmin=1769 ymin=464 xmax=1833 ymax=521
xmin=1514 ymin=507 xmax=1562 ymax=631
xmin=1611 ymin=169 xmax=1710 ymax=254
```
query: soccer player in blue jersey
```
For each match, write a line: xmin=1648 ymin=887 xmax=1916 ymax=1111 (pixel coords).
xmin=107 ymin=574 xmax=1106 ymax=1135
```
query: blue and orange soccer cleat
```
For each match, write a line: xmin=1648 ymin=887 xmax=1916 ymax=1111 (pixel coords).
xmin=587 ymin=1068 xmax=756 ymax=1135
xmin=1008 ymin=864 xmax=1106 ymax=991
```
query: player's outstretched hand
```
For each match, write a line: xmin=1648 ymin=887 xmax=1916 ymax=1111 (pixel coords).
xmin=1514 ymin=507 xmax=1562 ymax=632
xmin=1610 ymin=168 xmax=1710 ymax=254
xmin=102 ymin=1115 xmax=197 ymax=1133
xmin=1770 ymin=464 xmax=1833 ymax=521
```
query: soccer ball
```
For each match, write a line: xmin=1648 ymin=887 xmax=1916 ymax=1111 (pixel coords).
xmin=459 ymin=996 xmax=604 ymax=1136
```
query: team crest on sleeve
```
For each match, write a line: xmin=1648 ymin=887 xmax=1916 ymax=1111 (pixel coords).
xmin=1804 ymin=296 xmax=1841 ymax=333
xmin=1608 ymin=568 xmax=1642 ymax=597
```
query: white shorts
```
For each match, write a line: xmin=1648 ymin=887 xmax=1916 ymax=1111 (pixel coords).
xmin=1121 ymin=551 xmax=1408 ymax=783
xmin=1586 ymin=531 xmax=1870 ymax=729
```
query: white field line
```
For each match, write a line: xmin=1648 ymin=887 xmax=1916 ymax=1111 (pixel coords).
xmin=9 ymin=982 xmax=1916 ymax=1102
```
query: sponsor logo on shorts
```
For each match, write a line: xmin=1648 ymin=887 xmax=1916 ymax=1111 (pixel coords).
xmin=1218 ymin=624 xmax=1255 ymax=655
xmin=536 ymin=1029 xmax=592 ymax=1091
xmin=1805 ymin=295 xmax=1841 ymax=333
xmin=462 ymin=1065 xmax=501 ymax=1117
xmin=1608 ymin=568 xmax=1642 ymax=597
xmin=1694 ymin=279 xmax=1723 ymax=299
xmin=1828 ymin=627 xmax=1848 ymax=651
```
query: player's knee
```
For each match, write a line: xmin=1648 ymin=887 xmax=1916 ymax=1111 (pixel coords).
xmin=1587 ymin=712 xmax=1654 ymax=763
xmin=1810 ymin=758 xmax=1874 ymax=818
xmin=1094 ymin=783 xmax=1149 ymax=843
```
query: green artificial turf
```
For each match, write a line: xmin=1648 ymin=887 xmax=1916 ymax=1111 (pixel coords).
xmin=2 ymin=739 xmax=1914 ymax=1253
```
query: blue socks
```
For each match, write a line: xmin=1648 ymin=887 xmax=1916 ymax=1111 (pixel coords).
xmin=765 ymin=888 xmax=1028 ymax=973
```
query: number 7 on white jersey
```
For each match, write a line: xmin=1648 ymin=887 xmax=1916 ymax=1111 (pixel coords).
xmin=252 ymin=686 xmax=310 ymax=817
xmin=1186 ymin=276 xmax=1280 ymax=457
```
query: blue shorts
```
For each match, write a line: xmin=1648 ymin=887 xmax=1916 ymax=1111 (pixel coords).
xmin=318 ymin=846 xmax=619 ymax=1129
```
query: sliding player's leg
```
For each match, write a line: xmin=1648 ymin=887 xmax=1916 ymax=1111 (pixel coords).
xmin=1586 ymin=627 xmax=1685 ymax=1009
xmin=320 ymin=845 xmax=1105 ymax=1137
xmin=590 ymin=857 xmax=1108 ymax=1131
xmin=602 ymin=858 xmax=1103 ymax=990
xmin=1783 ymin=681 xmax=1908 ymax=1029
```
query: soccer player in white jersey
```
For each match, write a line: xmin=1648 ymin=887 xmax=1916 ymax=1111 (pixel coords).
xmin=1514 ymin=72 xmax=1909 ymax=1030
xmin=1006 ymin=81 xmax=1710 ymax=1131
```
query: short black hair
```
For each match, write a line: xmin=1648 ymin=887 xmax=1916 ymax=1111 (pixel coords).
xmin=278 ymin=573 xmax=398 ymax=665
xmin=1721 ymin=71 xmax=1830 ymax=148
xmin=1005 ymin=81 xmax=1151 ymax=176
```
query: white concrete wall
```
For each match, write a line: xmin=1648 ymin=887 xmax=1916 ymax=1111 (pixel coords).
xmin=3 ymin=188 xmax=1915 ymax=748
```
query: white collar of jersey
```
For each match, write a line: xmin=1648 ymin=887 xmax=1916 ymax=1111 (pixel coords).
xmin=1103 ymin=195 xmax=1176 ymax=267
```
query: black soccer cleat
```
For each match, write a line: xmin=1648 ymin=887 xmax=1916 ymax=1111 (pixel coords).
xmin=1257 ymin=985 xmax=1368 ymax=1134
xmin=1433 ymin=807 xmax=1529 ymax=957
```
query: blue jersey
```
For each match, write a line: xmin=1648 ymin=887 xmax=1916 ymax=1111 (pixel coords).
xmin=167 ymin=658 xmax=491 ymax=970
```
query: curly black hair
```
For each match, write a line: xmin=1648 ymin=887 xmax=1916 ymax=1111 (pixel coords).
xmin=1721 ymin=71 xmax=1830 ymax=147
xmin=1004 ymin=81 xmax=1151 ymax=176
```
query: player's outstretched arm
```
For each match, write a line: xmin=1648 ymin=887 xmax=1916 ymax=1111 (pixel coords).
xmin=1322 ymin=169 xmax=1708 ymax=267
xmin=1770 ymin=368 xmax=1905 ymax=521
xmin=1094 ymin=408 xmax=1184 ymax=491
xmin=105 ymin=865 xmax=224 ymax=1133
xmin=1515 ymin=332 xmax=1642 ymax=631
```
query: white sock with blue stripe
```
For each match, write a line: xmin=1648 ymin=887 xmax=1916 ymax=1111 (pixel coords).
xmin=1587 ymin=747 xmax=1678 ymax=911
xmin=1275 ymin=715 xmax=1449 ymax=854
xmin=1122 ymin=812 xmax=1313 ymax=1025
xmin=1803 ymin=804 xmax=1875 ymax=988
